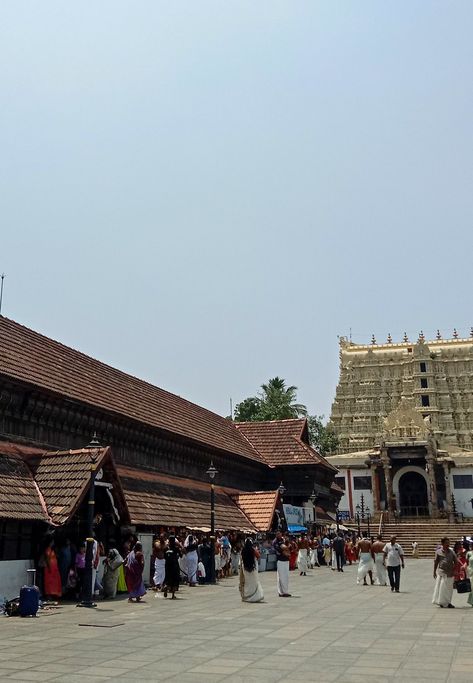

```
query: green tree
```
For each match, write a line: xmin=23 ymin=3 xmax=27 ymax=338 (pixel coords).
xmin=233 ymin=377 xmax=307 ymax=422
xmin=233 ymin=396 xmax=262 ymax=422
xmin=258 ymin=377 xmax=307 ymax=420
xmin=307 ymin=414 xmax=339 ymax=455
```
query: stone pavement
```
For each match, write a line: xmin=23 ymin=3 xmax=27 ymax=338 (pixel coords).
xmin=0 ymin=559 xmax=472 ymax=682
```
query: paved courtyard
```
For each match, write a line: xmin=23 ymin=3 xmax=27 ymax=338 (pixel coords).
xmin=0 ymin=559 xmax=472 ymax=682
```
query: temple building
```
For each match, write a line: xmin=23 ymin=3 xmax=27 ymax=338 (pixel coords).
xmin=0 ymin=316 xmax=339 ymax=596
xmin=328 ymin=331 xmax=473 ymax=520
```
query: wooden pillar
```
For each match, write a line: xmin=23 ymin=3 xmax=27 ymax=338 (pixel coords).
xmin=371 ymin=465 xmax=381 ymax=513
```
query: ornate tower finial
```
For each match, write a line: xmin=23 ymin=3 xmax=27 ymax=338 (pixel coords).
xmin=387 ymin=333 xmax=392 ymax=344
xmin=371 ymin=334 xmax=376 ymax=345
xmin=436 ymin=329 xmax=442 ymax=340
xmin=403 ymin=332 xmax=408 ymax=343
xmin=418 ymin=330 xmax=425 ymax=343
xmin=470 ymin=327 xmax=473 ymax=338
xmin=453 ymin=328 xmax=459 ymax=339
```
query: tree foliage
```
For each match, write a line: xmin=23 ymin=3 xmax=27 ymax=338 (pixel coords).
xmin=233 ymin=379 xmax=339 ymax=455
xmin=234 ymin=377 xmax=307 ymax=422
xmin=307 ymin=414 xmax=339 ymax=455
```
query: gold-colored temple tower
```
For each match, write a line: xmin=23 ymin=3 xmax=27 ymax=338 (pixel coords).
xmin=330 ymin=330 xmax=473 ymax=454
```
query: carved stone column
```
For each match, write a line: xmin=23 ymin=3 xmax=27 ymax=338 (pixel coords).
xmin=442 ymin=461 xmax=452 ymax=515
xmin=371 ymin=464 xmax=381 ymax=513
xmin=381 ymin=449 xmax=393 ymax=512
xmin=426 ymin=453 xmax=439 ymax=517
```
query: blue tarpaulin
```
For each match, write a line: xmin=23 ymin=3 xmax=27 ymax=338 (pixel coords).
xmin=287 ymin=524 xmax=308 ymax=533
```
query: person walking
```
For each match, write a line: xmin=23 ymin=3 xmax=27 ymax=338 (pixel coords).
xmin=163 ymin=536 xmax=181 ymax=599
xmin=357 ymin=534 xmax=374 ymax=586
xmin=466 ymin=543 xmax=473 ymax=607
xmin=383 ymin=535 xmax=405 ymax=593
xmin=239 ymin=538 xmax=264 ymax=602
xmin=297 ymin=535 xmax=309 ymax=576
xmin=332 ymin=533 xmax=345 ymax=572
xmin=372 ymin=535 xmax=387 ymax=586
xmin=432 ymin=537 xmax=457 ymax=608
xmin=125 ymin=541 xmax=146 ymax=602
xmin=272 ymin=531 xmax=291 ymax=597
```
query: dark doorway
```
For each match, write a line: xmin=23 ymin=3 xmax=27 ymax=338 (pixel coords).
xmin=399 ymin=471 xmax=429 ymax=516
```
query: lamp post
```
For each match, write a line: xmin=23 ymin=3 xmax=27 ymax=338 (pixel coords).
xmin=335 ymin=504 xmax=340 ymax=533
xmin=451 ymin=492 xmax=457 ymax=517
xmin=77 ymin=433 xmax=100 ymax=608
xmin=356 ymin=504 xmax=361 ymax=537
xmin=309 ymin=489 xmax=317 ymax=530
xmin=278 ymin=482 xmax=286 ymax=531
xmin=207 ymin=461 xmax=218 ymax=584
xmin=366 ymin=506 xmax=371 ymax=537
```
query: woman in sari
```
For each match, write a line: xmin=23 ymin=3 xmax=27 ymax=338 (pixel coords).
xmin=41 ymin=537 xmax=62 ymax=600
xmin=239 ymin=538 xmax=264 ymax=603
xmin=103 ymin=548 xmax=123 ymax=599
xmin=125 ymin=542 xmax=146 ymax=602
xmin=163 ymin=536 xmax=181 ymax=599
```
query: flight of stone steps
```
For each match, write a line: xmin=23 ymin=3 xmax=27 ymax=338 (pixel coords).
xmin=380 ymin=519 xmax=473 ymax=558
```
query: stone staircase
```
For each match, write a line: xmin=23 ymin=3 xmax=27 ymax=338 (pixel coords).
xmin=380 ymin=519 xmax=473 ymax=558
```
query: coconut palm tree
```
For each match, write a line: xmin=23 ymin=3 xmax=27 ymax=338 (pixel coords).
xmin=258 ymin=377 xmax=307 ymax=420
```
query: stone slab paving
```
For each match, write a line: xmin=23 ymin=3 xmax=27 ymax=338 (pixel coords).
xmin=0 ymin=559 xmax=472 ymax=682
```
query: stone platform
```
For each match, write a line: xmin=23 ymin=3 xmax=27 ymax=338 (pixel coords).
xmin=0 ymin=559 xmax=472 ymax=682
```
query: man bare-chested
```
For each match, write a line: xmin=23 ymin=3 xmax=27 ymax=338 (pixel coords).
xmin=357 ymin=534 xmax=374 ymax=586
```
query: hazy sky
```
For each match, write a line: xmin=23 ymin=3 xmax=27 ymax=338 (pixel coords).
xmin=1 ymin=2 xmax=472 ymax=420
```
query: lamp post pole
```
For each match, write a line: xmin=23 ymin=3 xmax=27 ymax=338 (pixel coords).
xmin=310 ymin=489 xmax=317 ymax=532
xmin=78 ymin=433 xmax=100 ymax=608
xmin=278 ymin=482 xmax=286 ymax=531
xmin=207 ymin=462 xmax=218 ymax=585
xmin=356 ymin=504 xmax=361 ymax=537
xmin=366 ymin=507 xmax=371 ymax=537
xmin=335 ymin=505 xmax=340 ymax=533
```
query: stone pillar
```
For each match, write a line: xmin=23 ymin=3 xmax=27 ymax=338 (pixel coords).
xmin=443 ymin=461 xmax=452 ymax=515
xmin=426 ymin=454 xmax=439 ymax=517
xmin=371 ymin=465 xmax=381 ymax=513
xmin=381 ymin=456 xmax=393 ymax=512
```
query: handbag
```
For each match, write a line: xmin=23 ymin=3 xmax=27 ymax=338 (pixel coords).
xmin=455 ymin=578 xmax=471 ymax=594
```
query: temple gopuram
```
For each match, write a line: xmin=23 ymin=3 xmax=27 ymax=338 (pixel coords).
xmin=327 ymin=331 xmax=473 ymax=520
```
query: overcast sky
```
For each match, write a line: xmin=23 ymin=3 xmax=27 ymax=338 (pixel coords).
xmin=1 ymin=2 xmax=472 ymax=420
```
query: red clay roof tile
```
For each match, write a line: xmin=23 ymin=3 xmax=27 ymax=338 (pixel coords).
xmin=232 ymin=491 xmax=278 ymax=531
xmin=0 ymin=317 xmax=263 ymax=464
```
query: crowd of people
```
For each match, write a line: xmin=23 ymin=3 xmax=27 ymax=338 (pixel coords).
xmin=33 ymin=527 xmax=473 ymax=609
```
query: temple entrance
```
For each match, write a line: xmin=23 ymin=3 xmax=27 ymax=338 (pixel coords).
xmin=399 ymin=470 xmax=429 ymax=517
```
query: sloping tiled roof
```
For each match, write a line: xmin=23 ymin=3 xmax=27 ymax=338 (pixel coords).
xmin=235 ymin=419 xmax=336 ymax=470
xmin=0 ymin=444 xmax=49 ymax=521
xmin=0 ymin=317 xmax=263 ymax=464
xmin=118 ymin=466 xmax=256 ymax=532
xmin=232 ymin=491 xmax=278 ymax=532
xmin=27 ymin=447 xmax=113 ymax=525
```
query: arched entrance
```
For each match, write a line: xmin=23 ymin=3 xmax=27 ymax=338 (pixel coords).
xmin=398 ymin=470 xmax=429 ymax=516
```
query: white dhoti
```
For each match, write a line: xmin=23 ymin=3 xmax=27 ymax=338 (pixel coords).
xmin=309 ymin=549 xmax=319 ymax=567
xmin=215 ymin=554 xmax=222 ymax=572
xmin=179 ymin=554 xmax=188 ymax=579
xmin=297 ymin=550 xmax=308 ymax=572
xmin=153 ymin=557 xmax=165 ymax=587
xmin=357 ymin=552 xmax=374 ymax=583
xmin=432 ymin=571 xmax=454 ymax=607
xmin=186 ymin=550 xmax=198 ymax=584
xmin=374 ymin=553 xmax=387 ymax=586
xmin=277 ymin=560 xmax=290 ymax=596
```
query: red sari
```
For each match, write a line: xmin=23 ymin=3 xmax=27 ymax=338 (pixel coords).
xmin=43 ymin=547 xmax=62 ymax=598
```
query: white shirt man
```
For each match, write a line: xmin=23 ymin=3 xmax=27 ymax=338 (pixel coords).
xmin=383 ymin=536 xmax=405 ymax=593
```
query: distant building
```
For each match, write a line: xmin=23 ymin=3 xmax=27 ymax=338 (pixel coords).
xmin=328 ymin=332 xmax=473 ymax=520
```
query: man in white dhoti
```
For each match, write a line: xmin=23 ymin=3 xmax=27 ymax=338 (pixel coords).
xmin=272 ymin=532 xmax=291 ymax=597
xmin=297 ymin=535 xmax=309 ymax=576
xmin=372 ymin=535 xmax=387 ymax=586
xmin=184 ymin=535 xmax=199 ymax=586
xmin=153 ymin=538 xmax=166 ymax=590
xmin=357 ymin=535 xmax=374 ymax=585
xmin=432 ymin=537 xmax=457 ymax=608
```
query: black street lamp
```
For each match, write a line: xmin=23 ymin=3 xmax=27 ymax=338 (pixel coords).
xmin=355 ymin=503 xmax=361 ymax=537
xmin=77 ymin=433 xmax=101 ymax=608
xmin=309 ymin=489 xmax=317 ymax=528
xmin=207 ymin=461 xmax=218 ymax=584
xmin=335 ymin=504 xmax=340 ymax=533
xmin=366 ymin=506 xmax=371 ymax=537
xmin=451 ymin=492 xmax=457 ymax=516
